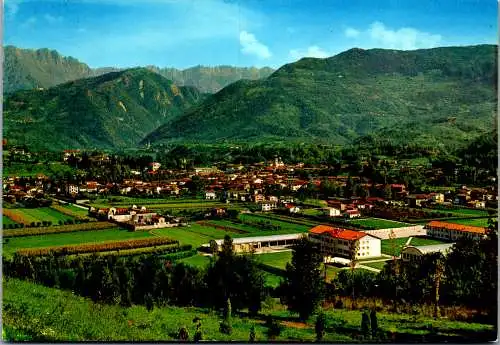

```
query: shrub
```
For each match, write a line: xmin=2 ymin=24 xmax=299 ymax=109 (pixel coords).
xmin=177 ymin=327 xmax=189 ymax=341
xmin=315 ymin=312 xmax=326 ymax=341
xmin=361 ymin=311 xmax=371 ymax=337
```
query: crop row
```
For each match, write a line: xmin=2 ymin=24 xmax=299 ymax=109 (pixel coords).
xmin=16 ymin=237 xmax=179 ymax=257
xmin=73 ymin=244 xmax=193 ymax=258
xmin=3 ymin=209 xmax=32 ymax=225
xmin=3 ymin=222 xmax=115 ymax=238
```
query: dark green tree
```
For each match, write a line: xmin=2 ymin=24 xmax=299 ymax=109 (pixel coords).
xmin=280 ymin=236 xmax=325 ymax=320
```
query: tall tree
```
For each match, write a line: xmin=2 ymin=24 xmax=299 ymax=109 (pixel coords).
xmin=280 ymin=236 xmax=325 ymax=320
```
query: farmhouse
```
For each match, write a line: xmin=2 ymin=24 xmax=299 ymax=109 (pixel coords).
xmin=205 ymin=233 xmax=303 ymax=253
xmin=344 ymin=209 xmax=361 ymax=218
xmin=425 ymin=221 xmax=486 ymax=241
xmin=324 ymin=207 xmax=341 ymax=217
xmin=308 ymin=225 xmax=381 ymax=260
xmin=401 ymin=243 xmax=455 ymax=262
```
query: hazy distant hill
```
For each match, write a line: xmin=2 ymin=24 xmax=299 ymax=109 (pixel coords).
xmin=3 ymin=68 xmax=204 ymax=150
xmin=143 ymin=45 xmax=497 ymax=149
xmin=4 ymin=46 xmax=273 ymax=94
xmin=3 ymin=46 xmax=96 ymax=94
xmin=148 ymin=65 xmax=274 ymax=93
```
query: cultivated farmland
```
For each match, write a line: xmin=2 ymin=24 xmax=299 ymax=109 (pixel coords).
xmin=3 ymin=228 xmax=153 ymax=256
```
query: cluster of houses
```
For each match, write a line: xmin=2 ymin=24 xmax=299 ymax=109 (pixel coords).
xmin=88 ymin=205 xmax=186 ymax=231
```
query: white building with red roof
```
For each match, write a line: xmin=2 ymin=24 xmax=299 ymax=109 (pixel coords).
xmin=425 ymin=221 xmax=486 ymax=241
xmin=309 ymin=225 xmax=381 ymax=260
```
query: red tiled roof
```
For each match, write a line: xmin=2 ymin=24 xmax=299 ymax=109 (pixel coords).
xmin=309 ymin=225 xmax=367 ymax=241
xmin=426 ymin=221 xmax=486 ymax=234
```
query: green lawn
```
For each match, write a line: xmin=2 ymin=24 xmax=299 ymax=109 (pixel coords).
xmin=409 ymin=237 xmax=449 ymax=247
xmin=349 ymin=218 xmax=410 ymax=229
xmin=2 ymin=215 xmax=18 ymax=226
xmin=302 ymin=208 xmax=324 ymax=216
xmin=256 ymin=251 xmax=292 ymax=270
xmin=446 ymin=218 xmax=492 ymax=227
xmin=362 ymin=261 xmax=391 ymax=270
xmin=381 ymin=237 xmax=410 ymax=256
xmin=3 ymin=278 xmax=496 ymax=342
xmin=178 ymin=254 xmax=212 ymax=268
xmin=3 ymin=228 xmax=152 ymax=255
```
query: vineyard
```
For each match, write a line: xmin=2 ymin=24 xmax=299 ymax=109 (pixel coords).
xmin=17 ymin=237 xmax=178 ymax=256
xmin=3 ymin=222 xmax=114 ymax=238
xmin=72 ymin=244 xmax=193 ymax=258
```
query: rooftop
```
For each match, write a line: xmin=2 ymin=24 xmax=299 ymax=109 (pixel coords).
xmin=403 ymin=243 xmax=455 ymax=255
xmin=309 ymin=225 xmax=367 ymax=241
xmin=426 ymin=221 xmax=486 ymax=234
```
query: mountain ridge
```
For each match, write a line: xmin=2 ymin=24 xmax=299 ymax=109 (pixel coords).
xmin=3 ymin=45 xmax=274 ymax=94
xmin=142 ymin=44 xmax=497 ymax=150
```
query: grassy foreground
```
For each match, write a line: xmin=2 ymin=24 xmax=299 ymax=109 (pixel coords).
xmin=3 ymin=278 xmax=495 ymax=342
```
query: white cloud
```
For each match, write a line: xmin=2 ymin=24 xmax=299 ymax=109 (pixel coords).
xmin=44 ymin=14 xmax=63 ymax=23
xmin=344 ymin=21 xmax=442 ymax=50
xmin=344 ymin=27 xmax=360 ymax=38
xmin=239 ymin=31 xmax=272 ymax=59
xmin=289 ymin=45 xmax=330 ymax=60
xmin=368 ymin=21 xmax=441 ymax=50
xmin=20 ymin=16 xmax=37 ymax=29
xmin=5 ymin=0 xmax=20 ymax=18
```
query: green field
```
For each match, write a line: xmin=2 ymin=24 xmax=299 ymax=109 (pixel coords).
xmin=178 ymin=254 xmax=212 ymax=267
xmin=409 ymin=237 xmax=449 ymax=247
xmin=421 ymin=208 xmax=492 ymax=217
xmin=446 ymin=218 xmax=492 ymax=227
xmin=2 ymin=215 xmax=18 ymax=226
xmin=256 ymin=251 xmax=292 ymax=270
xmin=5 ymin=207 xmax=74 ymax=224
xmin=381 ymin=237 xmax=410 ymax=256
xmin=349 ymin=218 xmax=410 ymax=229
xmin=57 ymin=204 xmax=90 ymax=217
xmin=3 ymin=228 xmax=152 ymax=255
xmin=239 ymin=214 xmax=311 ymax=233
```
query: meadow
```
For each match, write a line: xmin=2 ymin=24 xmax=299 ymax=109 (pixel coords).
xmin=5 ymin=278 xmax=494 ymax=342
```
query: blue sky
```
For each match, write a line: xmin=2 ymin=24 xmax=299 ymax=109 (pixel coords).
xmin=4 ymin=0 xmax=497 ymax=69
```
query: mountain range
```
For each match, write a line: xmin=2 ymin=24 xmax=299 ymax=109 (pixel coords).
xmin=3 ymin=44 xmax=497 ymax=151
xmin=3 ymin=46 xmax=274 ymax=94
xmin=143 ymin=45 xmax=497 ymax=150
